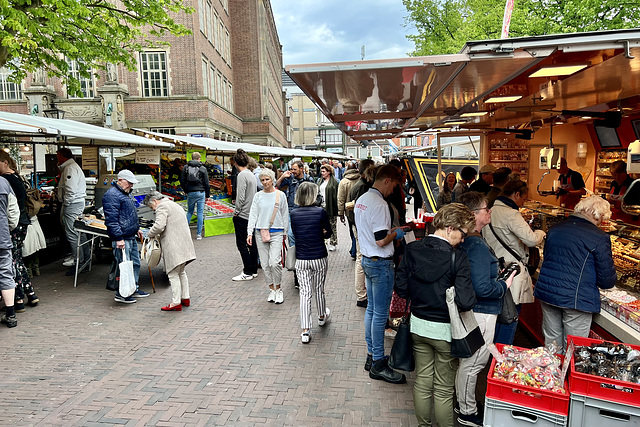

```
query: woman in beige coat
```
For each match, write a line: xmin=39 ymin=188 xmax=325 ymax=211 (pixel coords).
xmin=145 ymin=192 xmax=196 ymax=311
xmin=483 ymin=180 xmax=545 ymax=345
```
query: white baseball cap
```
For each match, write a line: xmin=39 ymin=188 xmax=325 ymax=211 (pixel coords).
xmin=117 ymin=169 xmax=139 ymax=184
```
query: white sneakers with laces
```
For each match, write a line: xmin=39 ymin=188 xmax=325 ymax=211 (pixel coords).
xmin=233 ymin=273 xmax=254 ymax=281
xmin=318 ymin=308 xmax=331 ymax=326
xmin=267 ymin=289 xmax=276 ymax=302
xmin=274 ymin=288 xmax=284 ymax=304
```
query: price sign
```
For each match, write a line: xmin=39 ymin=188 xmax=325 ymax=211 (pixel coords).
xmin=81 ymin=146 xmax=99 ymax=170
xmin=135 ymin=148 xmax=161 ymax=164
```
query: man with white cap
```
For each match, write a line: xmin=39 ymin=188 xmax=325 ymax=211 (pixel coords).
xmin=469 ymin=164 xmax=496 ymax=195
xmin=102 ymin=170 xmax=149 ymax=303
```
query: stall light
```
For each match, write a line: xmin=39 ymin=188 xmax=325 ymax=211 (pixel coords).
xmin=444 ymin=120 xmax=466 ymax=126
xmin=484 ymin=96 xmax=522 ymax=103
xmin=581 ymin=116 xmax=592 ymax=119
xmin=460 ymin=112 xmax=489 ymax=117
xmin=3 ymin=148 xmax=9 ymax=153
xmin=528 ymin=64 xmax=588 ymax=78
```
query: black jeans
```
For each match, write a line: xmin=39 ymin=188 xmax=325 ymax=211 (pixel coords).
xmin=233 ymin=216 xmax=258 ymax=275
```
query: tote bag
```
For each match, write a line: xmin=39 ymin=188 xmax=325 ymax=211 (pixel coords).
xmin=118 ymin=249 xmax=136 ymax=297
xmin=141 ymin=237 xmax=162 ymax=268
xmin=446 ymin=251 xmax=485 ymax=358
xmin=497 ymin=288 xmax=519 ymax=325
xmin=389 ymin=300 xmax=415 ymax=372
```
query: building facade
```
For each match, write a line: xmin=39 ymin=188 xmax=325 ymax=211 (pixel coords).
xmin=0 ymin=0 xmax=287 ymax=147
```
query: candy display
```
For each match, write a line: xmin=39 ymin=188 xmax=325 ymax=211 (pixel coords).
xmin=492 ymin=345 xmax=566 ymax=393
xmin=574 ymin=341 xmax=640 ymax=384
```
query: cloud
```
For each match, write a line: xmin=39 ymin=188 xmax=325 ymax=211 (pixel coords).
xmin=271 ymin=0 xmax=414 ymax=65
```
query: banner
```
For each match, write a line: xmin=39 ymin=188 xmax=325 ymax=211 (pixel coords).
xmin=501 ymin=0 xmax=515 ymax=39
xmin=405 ymin=157 xmax=479 ymax=212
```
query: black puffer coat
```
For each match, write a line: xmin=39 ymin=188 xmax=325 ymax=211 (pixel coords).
xmin=290 ymin=206 xmax=331 ymax=260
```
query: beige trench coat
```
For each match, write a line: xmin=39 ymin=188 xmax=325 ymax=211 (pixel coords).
xmin=147 ymin=199 xmax=196 ymax=273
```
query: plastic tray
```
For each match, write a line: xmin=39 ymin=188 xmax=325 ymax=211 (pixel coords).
xmin=486 ymin=343 xmax=570 ymax=416
xmin=484 ymin=397 xmax=567 ymax=427
xmin=567 ymin=335 xmax=640 ymax=407
xmin=568 ymin=393 xmax=640 ymax=427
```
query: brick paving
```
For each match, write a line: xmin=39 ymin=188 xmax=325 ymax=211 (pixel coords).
xmin=0 ymin=222 xmax=421 ymax=426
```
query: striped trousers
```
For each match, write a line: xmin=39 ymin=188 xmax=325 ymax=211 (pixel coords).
xmin=296 ymin=257 xmax=328 ymax=329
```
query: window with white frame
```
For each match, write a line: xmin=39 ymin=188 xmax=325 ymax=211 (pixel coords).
xmin=206 ymin=2 xmax=213 ymax=42
xmin=66 ymin=59 xmax=94 ymax=98
xmin=149 ymin=128 xmax=176 ymax=135
xmin=198 ymin=0 xmax=205 ymax=33
xmin=140 ymin=52 xmax=168 ymax=97
xmin=222 ymin=77 xmax=228 ymax=108
xmin=218 ymin=21 xmax=225 ymax=57
xmin=0 ymin=67 xmax=22 ymax=101
xmin=228 ymin=82 xmax=233 ymax=112
xmin=209 ymin=66 xmax=216 ymax=102
xmin=216 ymin=71 xmax=222 ymax=102
xmin=225 ymin=29 xmax=231 ymax=63
xmin=213 ymin=11 xmax=219 ymax=48
xmin=202 ymin=58 xmax=209 ymax=98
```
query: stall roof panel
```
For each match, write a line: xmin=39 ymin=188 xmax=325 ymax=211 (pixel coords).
xmin=286 ymin=29 xmax=640 ymax=139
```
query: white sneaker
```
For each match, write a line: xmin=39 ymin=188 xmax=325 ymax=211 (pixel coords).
xmin=62 ymin=258 xmax=75 ymax=267
xmin=232 ymin=273 xmax=254 ymax=281
xmin=301 ymin=331 xmax=311 ymax=344
xmin=274 ymin=288 xmax=284 ymax=304
xmin=267 ymin=289 xmax=276 ymax=303
xmin=327 ymin=245 xmax=336 ymax=251
xmin=196 ymin=234 xmax=202 ymax=240
xmin=252 ymin=273 xmax=258 ymax=278
xmin=318 ymin=308 xmax=331 ymax=326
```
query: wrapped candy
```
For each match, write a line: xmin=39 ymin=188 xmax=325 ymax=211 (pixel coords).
xmin=492 ymin=345 xmax=566 ymax=393
xmin=574 ymin=342 xmax=640 ymax=383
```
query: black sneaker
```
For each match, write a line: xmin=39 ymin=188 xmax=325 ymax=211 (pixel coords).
xmin=1 ymin=314 xmax=17 ymax=328
xmin=364 ymin=354 xmax=373 ymax=371
xmin=114 ymin=295 xmax=137 ymax=304
xmin=455 ymin=401 xmax=484 ymax=416
xmin=369 ymin=357 xmax=406 ymax=384
xmin=457 ymin=411 xmax=483 ymax=427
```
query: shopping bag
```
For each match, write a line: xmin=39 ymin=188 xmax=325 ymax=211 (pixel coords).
xmin=285 ymin=244 xmax=296 ymax=270
xmin=497 ymin=288 xmax=519 ymax=325
xmin=106 ymin=259 xmax=119 ymax=291
xmin=389 ymin=301 xmax=415 ymax=372
xmin=446 ymin=286 xmax=485 ymax=358
xmin=118 ymin=249 xmax=136 ymax=297
xmin=141 ymin=237 xmax=162 ymax=268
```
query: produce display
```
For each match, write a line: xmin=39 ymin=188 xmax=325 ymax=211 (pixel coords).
xmin=574 ymin=341 xmax=640 ymax=383
xmin=176 ymin=198 xmax=234 ymax=219
xmin=492 ymin=344 xmax=566 ymax=393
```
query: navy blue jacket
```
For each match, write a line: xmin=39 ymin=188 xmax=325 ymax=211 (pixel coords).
xmin=534 ymin=215 xmax=617 ymax=313
xmin=279 ymin=174 xmax=314 ymax=213
xmin=460 ymin=233 xmax=507 ymax=314
xmin=102 ymin=182 xmax=139 ymax=241
xmin=290 ymin=206 xmax=331 ymax=260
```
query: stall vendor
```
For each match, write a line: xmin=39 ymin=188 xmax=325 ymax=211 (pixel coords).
xmin=609 ymin=160 xmax=637 ymax=222
xmin=556 ymin=157 xmax=586 ymax=209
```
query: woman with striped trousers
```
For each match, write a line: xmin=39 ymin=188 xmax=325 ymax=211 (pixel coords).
xmin=290 ymin=182 xmax=332 ymax=343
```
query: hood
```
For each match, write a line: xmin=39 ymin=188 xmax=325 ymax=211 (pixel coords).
xmin=187 ymin=160 xmax=202 ymax=167
xmin=414 ymin=236 xmax=454 ymax=280
xmin=344 ymin=169 xmax=360 ymax=180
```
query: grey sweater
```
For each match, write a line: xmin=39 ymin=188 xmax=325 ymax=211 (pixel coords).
xmin=235 ymin=169 xmax=257 ymax=220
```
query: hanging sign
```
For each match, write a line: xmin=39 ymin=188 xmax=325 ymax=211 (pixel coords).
xmin=81 ymin=146 xmax=99 ymax=170
xmin=135 ymin=148 xmax=161 ymax=165
xmin=187 ymin=149 xmax=206 ymax=162
xmin=302 ymin=156 xmax=313 ymax=163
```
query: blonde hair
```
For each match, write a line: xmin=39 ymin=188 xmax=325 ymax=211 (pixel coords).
xmin=574 ymin=196 xmax=612 ymax=222
xmin=0 ymin=151 xmax=17 ymax=170
xmin=433 ymin=203 xmax=476 ymax=232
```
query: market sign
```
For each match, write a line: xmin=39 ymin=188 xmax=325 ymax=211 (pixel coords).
xmin=326 ymin=147 xmax=343 ymax=153
xmin=135 ymin=148 xmax=161 ymax=164
xmin=81 ymin=146 xmax=99 ymax=170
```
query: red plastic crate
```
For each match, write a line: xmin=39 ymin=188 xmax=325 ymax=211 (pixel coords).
xmin=486 ymin=343 xmax=570 ymax=416
xmin=567 ymin=335 xmax=640 ymax=407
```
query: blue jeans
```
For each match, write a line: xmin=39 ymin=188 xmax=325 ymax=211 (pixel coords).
xmin=362 ymin=256 xmax=395 ymax=361
xmin=112 ymin=238 xmax=141 ymax=294
xmin=494 ymin=304 xmax=522 ymax=345
xmin=186 ymin=191 xmax=205 ymax=236
xmin=348 ymin=219 xmax=357 ymax=258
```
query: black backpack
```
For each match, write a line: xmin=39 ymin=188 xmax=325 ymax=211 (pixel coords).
xmin=186 ymin=165 xmax=201 ymax=185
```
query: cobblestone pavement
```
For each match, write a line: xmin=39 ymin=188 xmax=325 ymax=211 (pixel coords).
xmin=1 ymin=222 xmax=421 ymax=426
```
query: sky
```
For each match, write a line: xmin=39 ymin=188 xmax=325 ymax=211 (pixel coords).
xmin=269 ymin=0 xmax=415 ymax=66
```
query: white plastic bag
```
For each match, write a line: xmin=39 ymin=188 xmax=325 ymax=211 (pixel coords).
xmin=118 ymin=248 xmax=136 ymax=297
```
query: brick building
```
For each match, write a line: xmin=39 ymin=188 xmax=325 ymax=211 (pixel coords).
xmin=0 ymin=0 xmax=287 ymax=147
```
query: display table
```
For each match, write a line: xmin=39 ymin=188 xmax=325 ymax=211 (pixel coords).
xmin=72 ymin=219 xmax=109 ymax=288
xmin=178 ymin=198 xmax=236 ymax=237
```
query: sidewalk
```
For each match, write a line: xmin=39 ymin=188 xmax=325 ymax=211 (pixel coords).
xmin=1 ymin=222 xmax=419 ymax=426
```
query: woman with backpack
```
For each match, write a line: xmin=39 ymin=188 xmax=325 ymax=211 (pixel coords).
xmin=0 ymin=151 xmax=39 ymax=310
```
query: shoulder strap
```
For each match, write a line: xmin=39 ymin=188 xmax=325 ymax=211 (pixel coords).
xmin=269 ymin=191 xmax=280 ymax=227
xmin=488 ymin=222 xmax=523 ymax=263
xmin=450 ymin=250 xmax=456 ymax=286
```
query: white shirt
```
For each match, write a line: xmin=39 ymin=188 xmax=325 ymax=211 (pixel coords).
xmin=57 ymin=158 xmax=86 ymax=206
xmin=319 ymin=180 xmax=328 ymax=208
xmin=354 ymin=188 xmax=394 ymax=258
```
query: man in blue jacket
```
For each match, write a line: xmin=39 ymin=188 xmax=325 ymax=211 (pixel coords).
xmin=103 ymin=170 xmax=149 ymax=303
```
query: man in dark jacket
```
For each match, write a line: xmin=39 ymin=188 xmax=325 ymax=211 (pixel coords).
xmin=469 ymin=164 xmax=495 ymax=195
xmin=180 ymin=152 xmax=210 ymax=240
xmin=103 ymin=170 xmax=148 ymax=304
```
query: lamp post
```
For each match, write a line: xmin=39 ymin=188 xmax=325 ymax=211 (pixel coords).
xmin=43 ymin=102 xmax=66 ymax=119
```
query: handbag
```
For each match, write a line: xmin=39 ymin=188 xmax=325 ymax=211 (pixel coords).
xmin=497 ymin=288 xmax=519 ymax=325
xmin=20 ymin=175 xmax=43 ymax=217
xmin=260 ymin=192 xmax=280 ymax=243
xmin=488 ymin=223 xmax=539 ymax=276
xmin=141 ymin=236 xmax=162 ymax=268
xmin=389 ymin=300 xmax=415 ymax=372
xmin=118 ymin=249 xmax=137 ymax=297
xmin=106 ymin=258 xmax=119 ymax=291
xmin=446 ymin=250 xmax=485 ymax=358
xmin=285 ymin=244 xmax=296 ymax=270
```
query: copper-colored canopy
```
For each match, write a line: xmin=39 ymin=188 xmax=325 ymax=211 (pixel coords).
xmin=285 ymin=29 xmax=640 ymax=141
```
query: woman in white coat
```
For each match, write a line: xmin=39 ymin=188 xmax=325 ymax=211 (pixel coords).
xmin=145 ymin=192 xmax=196 ymax=311
xmin=483 ymin=180 xmax=545 ymax=344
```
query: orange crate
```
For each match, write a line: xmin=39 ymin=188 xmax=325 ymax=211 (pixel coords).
xmin=486 ymin=343 xmax=570 ymax=416
xmin=567 ymin=335 xmax=640 ymax=407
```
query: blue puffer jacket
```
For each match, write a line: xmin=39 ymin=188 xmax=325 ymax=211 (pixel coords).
xmin=290 ymin=206 xmax=331 ymax=260
xmin=534 ymin=215 xmax=617 ymax=313
xmin=102 ymin=182 xmax=139 ymax=241
xmin=460 ymin=233 xmax=507 ymax=314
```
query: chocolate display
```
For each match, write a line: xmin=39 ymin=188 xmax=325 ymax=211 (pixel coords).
xmin=574 ymin=342 xmax=640 ymax=384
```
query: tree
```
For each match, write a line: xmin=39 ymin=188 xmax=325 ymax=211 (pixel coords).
xmin=403 ymin=0 xmax=640 ymax=56
xmin=0 ymin=0 xmax=193 ymax=96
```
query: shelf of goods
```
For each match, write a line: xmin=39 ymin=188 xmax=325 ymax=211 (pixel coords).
xmin=595 ymin=149 xmax=626 ymax=192
xmin=176 ymin=198 xmax=235 ymax=237
xmin=519 ymin=200 xmax=640 ymax=345
xmin=488 ymin=136 xmax=529 ymax=182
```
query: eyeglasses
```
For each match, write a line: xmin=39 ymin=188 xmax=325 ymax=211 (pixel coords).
xmin=458 ymin=229 xmax=468 ymax=239
xmin=474 ymin=207 xmax=491 ymax=212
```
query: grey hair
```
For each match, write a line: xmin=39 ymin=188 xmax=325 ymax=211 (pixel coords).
xmin=258 ymin=168 xmax=276 ymax=183
xmin=574 ymin=195 xmax=612 ymax=222
xmin=144 ymin=191 xmax=165 ymax=207
xmin=294 ymin=182 xmax=318 ymax=207
xmin=191 ymin=152 xmax=201 ymax=161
